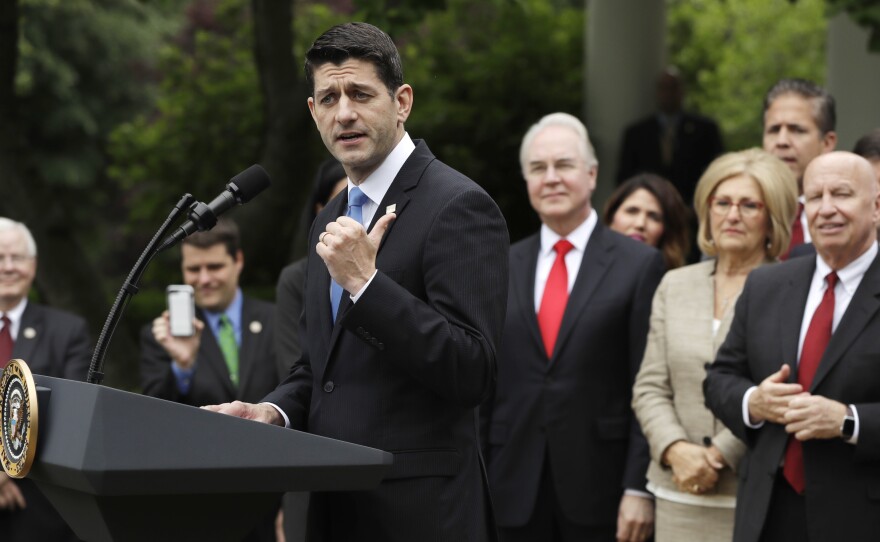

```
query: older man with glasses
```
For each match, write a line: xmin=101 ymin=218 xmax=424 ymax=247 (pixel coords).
xmin=0 ymin=217 xmax=91 ymax=541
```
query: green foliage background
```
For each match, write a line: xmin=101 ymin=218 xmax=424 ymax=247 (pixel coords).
xmin=11 ymin=0 xmax=872 ymax=388
xmin=668 ymin=0 xmax=828 ymax=152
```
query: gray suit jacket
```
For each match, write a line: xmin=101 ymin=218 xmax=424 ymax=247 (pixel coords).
xmin=633 ymin=260 xmax=746 ymax=499
xmin=705 ymin=252 xmax=880 ymax=542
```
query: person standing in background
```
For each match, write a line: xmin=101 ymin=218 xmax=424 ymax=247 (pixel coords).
xmin=761 ymin=78 xmax=837 ymax=259
xmin=705 ymin=152 xmax=880 ymax=542
xmin=0 ymin=217 xmax=90 ymax=542
xmin=140 ymin=218 xmax=279 ymax=542
xmin=604 ymin=173 xmax=692 ymax=270
xmin=483 ymin=112 xmax=663 ymax=542
xmin=633 ymin=149 xmax=796 ymax=541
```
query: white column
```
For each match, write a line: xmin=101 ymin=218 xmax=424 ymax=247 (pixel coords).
xmin=585 ymin=0 xmax=666 ymax=206
xmin=827 ymin=12 xmax=880 ymax=151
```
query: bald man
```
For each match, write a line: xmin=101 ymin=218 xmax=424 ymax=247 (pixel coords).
xmin=705 ymin=153 xmax=880 ymax=541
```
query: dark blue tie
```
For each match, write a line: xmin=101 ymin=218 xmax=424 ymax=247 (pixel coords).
xmin=331 ymin=187 xmax=369 ymax=321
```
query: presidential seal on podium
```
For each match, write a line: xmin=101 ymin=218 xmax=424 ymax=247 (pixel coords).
xmin=1 ymin=359 xmax=39 ymax=478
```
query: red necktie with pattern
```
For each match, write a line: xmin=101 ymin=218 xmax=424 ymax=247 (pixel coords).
xmin=783 ymin=271 xmax=838 ymax=494
xmin=0 ymin=315 xmax=13 ymax=369
xmin=537 ymin=240 xmax=574 ymax=358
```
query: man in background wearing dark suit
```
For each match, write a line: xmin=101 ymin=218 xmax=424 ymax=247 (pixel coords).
xmin=618 ymin=67 xmax=723 ymax=206
xmin=705 ymin=152 xmax=880 ymax=542
xmin=205 ymin=22 xmax=509 ymax=542
xmin=762 ymin=79 xmax=837 ymax=259
xmin=140 ymin=218 xmax=278 ymax=541
xmin=482 ymin=113 xmax=663 ymax=542
xmin=0 ymin=217 xmax=90 ymax=542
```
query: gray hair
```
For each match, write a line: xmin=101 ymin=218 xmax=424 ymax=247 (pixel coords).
xmin=763 ymin=78 xmax=836 ymax=135
xmin=0 ymin=217 xmax=38 ymax=257
xmin=520 ymin=112 xmax=598 ymax=174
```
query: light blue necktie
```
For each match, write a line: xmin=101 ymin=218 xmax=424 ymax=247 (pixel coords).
xmin=330 ymin=187 xmax=369 ymax=321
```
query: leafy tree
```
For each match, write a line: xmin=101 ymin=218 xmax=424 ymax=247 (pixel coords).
xmin=0 ymin=0 xmax=179 ymax=388
xmin=108 ymin=0 xmax=350 ymax=292
xmin=668 ymin=0 xmax=827 ymax=152
xmin=398 ymin=0 xmax=585 ymax=242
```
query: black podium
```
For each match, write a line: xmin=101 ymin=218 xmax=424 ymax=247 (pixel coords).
xmin=26 ymin=375 xmax=392 ymax=542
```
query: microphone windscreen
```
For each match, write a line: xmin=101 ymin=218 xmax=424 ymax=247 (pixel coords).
xmin=229 ymin=164 xmax=271 ymax=203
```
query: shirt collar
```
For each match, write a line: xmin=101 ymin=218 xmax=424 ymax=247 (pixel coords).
xmin=202 ymin=288 xmax=243 ymax=334
xmin=2 ymin=297 xmax=27 ymax=323
xmin=348 ymin=132 xmax=416 ymax=207
xmin=815 ymin=241 xmax=878 ymax=294
xmin=539 ymin=209 xmax=597 ymax=258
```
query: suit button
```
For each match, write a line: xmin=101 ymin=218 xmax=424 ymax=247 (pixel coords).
xmin=545 ymin=376 xmax=553 ymax=385
xmin=323 ymin=381 xmax=335 ymax=393
xmin=376 ymin=342 xmax=384 ymax=350
xmin=703 ymin=436 xmax=712 ymax=446
xmin=356 ymin=327 xmax=365 ymax=336
xmin=704 ymin=362 xmax=712 ymax=370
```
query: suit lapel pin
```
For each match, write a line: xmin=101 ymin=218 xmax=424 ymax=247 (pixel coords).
xmin=249 ymin=320 xmax=262 ymax=334
xmin=386 ymin=204 xmax=396 ymax=215
xmin=22 ymin=327 xmax=36 ymax=340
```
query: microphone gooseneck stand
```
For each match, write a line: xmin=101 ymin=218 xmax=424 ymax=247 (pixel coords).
xmin=86 ymin=194 xmax=195 ymax=385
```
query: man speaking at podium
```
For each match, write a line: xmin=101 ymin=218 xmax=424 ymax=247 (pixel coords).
xmin=205 ymin=22 xmax=509 ymax=542
xmin=0 ymin=217 xmax=90 ymax=542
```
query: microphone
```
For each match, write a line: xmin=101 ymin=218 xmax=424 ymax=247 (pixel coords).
xmin=159 ymin=164 xmax=271 ymax=251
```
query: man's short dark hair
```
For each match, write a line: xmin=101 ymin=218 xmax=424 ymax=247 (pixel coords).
xmin=853 ymin=129 xmax=880 ymax=161
xmin=763 ymin=78 xmax=836 ymax=135
xmin=182 ymin=218 xmax=240 ymax=258
xmin=304 ymin=22 xmax=403 ymax=97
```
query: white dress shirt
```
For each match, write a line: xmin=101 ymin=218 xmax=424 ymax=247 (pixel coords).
xmin=345 ymin=133 xmax=416 ymax=303
xmin=533 ymin=211 xmax=597 ymax=310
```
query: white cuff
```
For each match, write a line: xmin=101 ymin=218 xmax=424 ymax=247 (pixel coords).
xmin=624 ymin=489 xmax=654 ymax=500
xmin=350 ymin=270 xmax=379 ymax=303
xmin=848 ymin=404 xmax=860 ymax=445
xmin=743 ymin=386 xmax=765 ymax=429
xmin=264 ymin=402 xmax=291 ymax=428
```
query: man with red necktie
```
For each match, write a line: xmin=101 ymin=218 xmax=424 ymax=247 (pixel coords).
xmin=761 ymin=79 xmax=837 ymax=260
xmin=705 ymin=151 xmax=880 ymax=542
xmin=0 ymin=217 xmax=90 ymax=542
xmin=481 ymin=113 xmax=664 ymax=542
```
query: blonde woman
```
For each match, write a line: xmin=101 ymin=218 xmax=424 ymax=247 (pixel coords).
xmin=632 ymin=149 xmax=797 ymax=541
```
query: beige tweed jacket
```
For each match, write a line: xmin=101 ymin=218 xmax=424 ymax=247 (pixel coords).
xmin=632 ymin=260 xmax=746 ymax=498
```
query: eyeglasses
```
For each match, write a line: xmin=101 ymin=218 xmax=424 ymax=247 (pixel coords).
xmin=0 ymin=254 xmax=33 ymax=266
xmin=709 ymin=197 xmax=765 ymax=218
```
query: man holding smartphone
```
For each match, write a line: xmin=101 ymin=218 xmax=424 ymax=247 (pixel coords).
xmin=140 ymin=218 xmax=280 ymax=541
xmin=140 ymin=218 xmax=279 ymax=408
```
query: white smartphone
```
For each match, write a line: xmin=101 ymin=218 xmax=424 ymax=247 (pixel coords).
xmin=166 ymin=285 xmax=195 ymax=337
